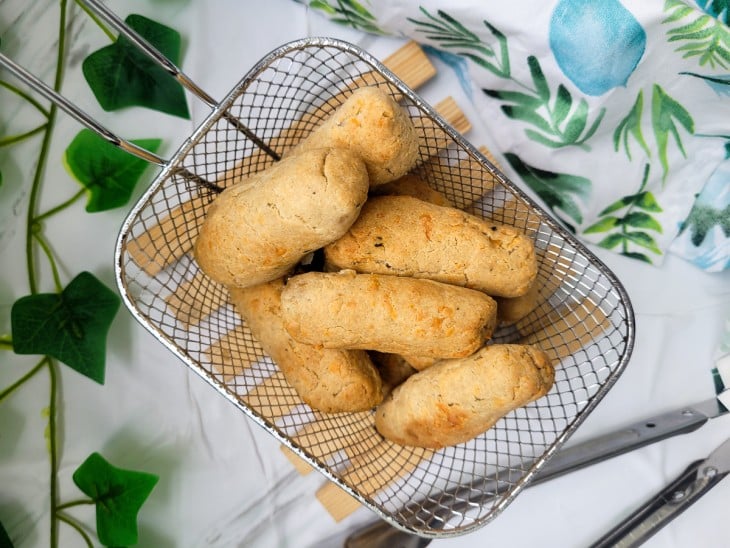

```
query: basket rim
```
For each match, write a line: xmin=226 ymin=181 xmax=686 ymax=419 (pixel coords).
xmin=113 ymin=36 xmax=636 ymax=539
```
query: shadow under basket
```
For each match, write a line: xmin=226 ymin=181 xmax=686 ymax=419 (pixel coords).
xmin=114 ymin=37 xmax=635 ymax=539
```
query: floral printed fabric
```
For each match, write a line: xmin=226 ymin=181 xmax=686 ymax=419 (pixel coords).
xmin=303 ymin=0 xmax=730 ymax=271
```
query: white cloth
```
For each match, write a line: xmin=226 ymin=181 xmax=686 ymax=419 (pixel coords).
xmin=1 ymin=1 xmax=729 ymax=547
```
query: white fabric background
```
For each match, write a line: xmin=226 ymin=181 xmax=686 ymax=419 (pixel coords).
xmin=1 ymin=1 xmax=729 ymax=547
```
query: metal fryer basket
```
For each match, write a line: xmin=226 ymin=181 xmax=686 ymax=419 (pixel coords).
xmin=114 ymin=37 xmax=635 ymax=538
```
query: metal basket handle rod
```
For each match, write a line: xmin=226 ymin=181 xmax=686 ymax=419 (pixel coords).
xmin=81 ymin=0 xmax=280 ymax=161
xmin=0 ymin=53 xmax=223 ymax=192
xmin=0 ymin=52 xmax=166 ymax=166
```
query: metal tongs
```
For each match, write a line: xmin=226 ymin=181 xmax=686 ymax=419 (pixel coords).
xmin=591 ymin=434 xmax=730 ymax=547
xmin=346 ymin=396 xmax=728 ymax=547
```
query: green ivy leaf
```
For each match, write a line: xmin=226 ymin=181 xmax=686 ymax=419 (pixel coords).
xmin=0 ymin=519 xmax=14 ymax=548
xmin=10 ymin=272 xmax=120 ymax=384
xmin=63 ymin=129 xmax=161 ymax=212
xmin=621 ymin=211 xmax=663 ymax=232
xmin=504 ymin=152 xmax=591 ymax=226
xmin=82 ymin=14 xmax=189 ymax=118
xmin=652 ymin=84 xmax=694 ymax=180
xmin=73 ymin=452 xmax=158 ymax=547
xmin=584 ymin=216 xmax=619 ymax=234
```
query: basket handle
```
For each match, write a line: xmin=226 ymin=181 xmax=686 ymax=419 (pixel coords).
xmin=82 ymin=0 xmax=280 ymax=161
xmin=0 ymin=0 xmax=279 ymax=171
xmin=0 ymin=52 xmax=168 ymax=166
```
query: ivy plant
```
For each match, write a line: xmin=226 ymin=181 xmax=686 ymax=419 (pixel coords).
xmin=0 ymin=3 xmax=189 ymax=546
xmin=64 ymin=129 xmax=162 ymax=212
xmin=82 ymin=14 xmax=190 ymax=118
xmin=70 ymin=453 xmax=159 ymax=546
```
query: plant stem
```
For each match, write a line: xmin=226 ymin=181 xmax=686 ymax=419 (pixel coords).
xmin=56 ymin=498 xmax=94 ymax=511
xmin=0 ymin=358 xmax=46 ymax=404
xmin=32 ymin=230 xmax=64 ymax=293
xmin=35 ymin=189 xmax=85 ymax=223
xmin=48 ymin=358 xmax=60 ymax=548
xmin=0 ymin=124 xmax=49 ymax=147
xmin=0 ymin=336 xmax=13 ymax=350
xmin=56 ymin=512 xmax=94 ymax=548
xmin=26 ymin=0 xmax=68 ymax=295
xmin=74 ymin=0 xmax=116 ymax=41
xmin=0 ymin=80 xmax=51 ymax=118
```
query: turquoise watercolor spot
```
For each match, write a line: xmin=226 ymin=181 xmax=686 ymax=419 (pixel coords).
xmin=550 ymin=0 xmax=646 ymax=96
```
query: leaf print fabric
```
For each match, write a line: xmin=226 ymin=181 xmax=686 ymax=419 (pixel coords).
xmin=301 ymin=0 xmax=730 ymax=271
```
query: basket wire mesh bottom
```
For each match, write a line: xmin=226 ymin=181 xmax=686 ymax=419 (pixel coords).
xmin=115 ymin=38 xmax=634 ymax=538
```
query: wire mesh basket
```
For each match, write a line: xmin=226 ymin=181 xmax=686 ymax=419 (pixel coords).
xmin=114 ymin=37 xmax=635 ymax=538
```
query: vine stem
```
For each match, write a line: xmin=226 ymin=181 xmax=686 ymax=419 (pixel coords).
xmin=46 ymin=3 xmax=69 ymax=547
xmin=56 ymin=512 xmax=94 ymax=548
xmin=0 ymin=124 xmax=49 ymax=147
xmin=56 ymin=498 xmax=94 ymax=511
xmin=0 ymin=80 xmax=51 ymax=118
xmin=32 ymin=230 xmax=64 ymax=293
xmin=0 ymin=336 xmax=13 ymax=350
xmin=73 ymin=0 xmax=116 ymax=41
xmin=25 ymin=0 xmax=69 ymax=296
xmin=0 ymin=358 xmax=46 ymax=404
xmin=35 ymin=189 xmax=86 ymax=223
xmin=48 ymin=358 xmax=60 ymax=548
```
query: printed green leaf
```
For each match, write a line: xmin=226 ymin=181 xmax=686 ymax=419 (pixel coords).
xmin=408 ymin=9 xmax=509 ymax=77
xmin=651 ymin=84 xmax=694 ymax=180
xmin=484 ymin=20 xmax=511 ymax=77
xmin=599 ymin=196 xmax=633 ymax=216
xmin=311 ymin=0 xmax=384 ymax=34
xmin=82 ymin=14 xmax=189 ymax=118
xmin=0 ymin=519 xmax=13 ymax=548
xmin=524 ymin=129 xmax=571 ymax=148
xmin=624 ymin=230 xmax=662 ymax=253
xmin=622 ymin=251 xmax=653 ymax=264
xmin=483 ymin=89 xmax=543 ymax=109
xmin=584 ymin=216 xmax=619 ymax=234
xmin=504 ymin=152 xmax=590 ymax=227
xmin=63 ymin=129 xmax=161 ymax=212
xmin=636 ymin=191 xmax=663 ymax=212
xmin=621 ymin=211 xmax=663 ymax=232
xmin=563 ymin=98 xmax=589 ymax=144
xmin=501 ymin=105 xmax=553 ymax=133
xmin=614 ymin=90 xmax=651 ymax=160
xmin=663 ymin=2 xmax=730 ymax=68
xmin=10 ymin=272 xmax=120 ymax=384
xmin=553 ymin=84 xmax=573 ymax=126
xmin=309 ymin=0 xmax=336 ymax=14
xmin=597 ymin=233 xmax=627 ymax=250
xmin=73 ymin=452 xmax=158 ymax=547
xmin=527 ymin=56 xmax=550 ymax=101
